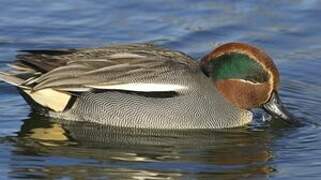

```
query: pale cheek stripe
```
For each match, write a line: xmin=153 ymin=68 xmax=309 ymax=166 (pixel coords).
xmin=87 ymin=83 xmax=187 ymax=92
xmin=233 ymin=79 xmax=264 ymax=85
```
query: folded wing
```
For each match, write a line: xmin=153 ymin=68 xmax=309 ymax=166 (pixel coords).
xmin=4 ymin=43 xmax=199 ymax=93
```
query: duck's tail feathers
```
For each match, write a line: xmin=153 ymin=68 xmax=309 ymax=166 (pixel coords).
xmin=0 ymin=71 xmax=72 ymax=112
xmin=0 ymin=72 xmax=30 ymax=89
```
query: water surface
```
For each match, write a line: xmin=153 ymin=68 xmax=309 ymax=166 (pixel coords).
xmin=1 ymin=1 xmax=321 ymax=179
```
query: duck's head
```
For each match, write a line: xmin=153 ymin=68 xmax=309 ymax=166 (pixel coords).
xmin=200 ymin=42 xmax=295 ymax=124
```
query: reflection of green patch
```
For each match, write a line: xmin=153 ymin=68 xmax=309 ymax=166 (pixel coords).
xmin=210 ymin=53 xmax=269 ymax=83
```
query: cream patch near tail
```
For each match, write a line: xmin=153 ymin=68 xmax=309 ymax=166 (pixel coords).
xmin=23 ymin=89 xmax=71 ymax=112
xmin=1 ymin=72 xmax=71 ymax=112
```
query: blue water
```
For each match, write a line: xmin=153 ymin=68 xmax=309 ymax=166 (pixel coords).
xmin=1 ymin=1 xmax=321 ymax=179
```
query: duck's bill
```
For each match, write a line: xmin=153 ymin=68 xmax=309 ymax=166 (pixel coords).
xmin=262 ymin=91 xmax=301 ymax=126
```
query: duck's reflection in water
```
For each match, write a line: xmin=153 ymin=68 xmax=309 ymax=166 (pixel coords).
xmin=9 ymin=113 xmax=276 ymax=179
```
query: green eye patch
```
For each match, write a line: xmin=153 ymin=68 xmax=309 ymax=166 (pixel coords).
xmin=209 ymin=53 xmax=269 ymax=83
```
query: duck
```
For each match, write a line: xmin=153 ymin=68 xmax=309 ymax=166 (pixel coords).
xmin=0 ymin=42 xmax=295 ymax=129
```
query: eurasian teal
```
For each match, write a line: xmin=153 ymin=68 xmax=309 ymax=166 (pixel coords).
xmin=0 ymin=42 xmax=295 ymax=129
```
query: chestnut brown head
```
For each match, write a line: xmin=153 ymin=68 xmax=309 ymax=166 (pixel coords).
xmin=201 ymin=42 xmax=296 ymax=124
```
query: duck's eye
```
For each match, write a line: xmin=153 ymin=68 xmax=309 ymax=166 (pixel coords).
xmin=209 ymin=53 xmax=269 ymax=83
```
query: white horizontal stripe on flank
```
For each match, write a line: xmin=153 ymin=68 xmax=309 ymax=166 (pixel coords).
xmin=57 ymin=87 xmax=92 ymax=92
xmin=88 ymin=83 xmax=187 ymax=92
xmin=109 ymin=53 xmax=145 ymax=59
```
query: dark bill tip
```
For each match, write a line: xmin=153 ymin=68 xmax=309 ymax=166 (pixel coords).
xmin=262 ymin=91 xmax=302 ymax=126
